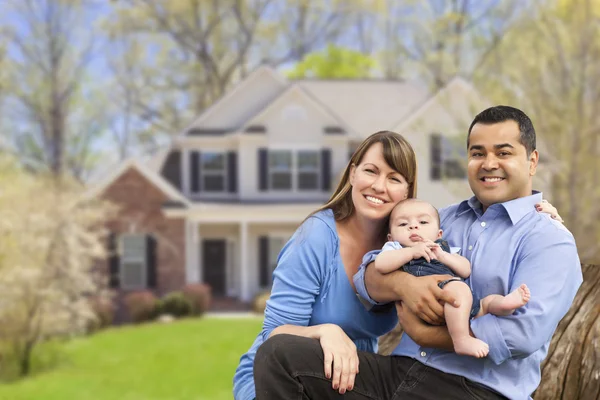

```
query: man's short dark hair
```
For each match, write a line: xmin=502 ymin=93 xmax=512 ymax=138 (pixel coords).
xmin=467 ymin=106 xmax=536 ymax=156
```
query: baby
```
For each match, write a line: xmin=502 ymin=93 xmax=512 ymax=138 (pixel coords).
xmin=374 ymin=198 xmax=530 ymax=358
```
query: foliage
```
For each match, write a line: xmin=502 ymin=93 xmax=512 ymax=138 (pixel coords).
xmin=86 ymin=296 xmax=115 ymax=333
xmin=158 ymin=291 xmax=192 ymax=318
xmin=0 ymin=154 xmax=116 ymax=376
xmin=252 ymin=291 xmax=270 ymax=314
xmin=0 ymin=317 xmax=263 ymax=400
xmin=182 ymin=283 xmax=212 ymax=316
xmin=124 ymin=291 xmax=159 ymax=323
xmin=287 ymin=45 xmax=376 ymax=79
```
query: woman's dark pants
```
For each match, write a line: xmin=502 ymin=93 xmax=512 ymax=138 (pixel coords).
xmin=254 ymin=334 xmax=507 ymax=400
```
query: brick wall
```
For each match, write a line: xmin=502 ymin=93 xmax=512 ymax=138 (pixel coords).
xmin=99 ymin=167 xmax=186 ymax=296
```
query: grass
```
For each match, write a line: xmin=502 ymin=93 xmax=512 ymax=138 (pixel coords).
xmin=0 ymin=316 xmax=263 ymax=400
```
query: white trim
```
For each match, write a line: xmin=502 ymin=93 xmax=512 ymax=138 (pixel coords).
xmin=85 ymin=158 xmax=190 ymax=206
xmin=185 ymin=220 xmax=200 ymax=284
xmin=239 ymin=222 xmax=250 ymax=301
xmin=176 ymin=66 xmax=288 ymax=138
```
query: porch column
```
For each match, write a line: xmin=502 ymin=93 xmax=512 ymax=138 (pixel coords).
xmin=239 ymin=221 xmax=250 ymax=302
xmin=185 ymin=219 xmax=200 ymax=283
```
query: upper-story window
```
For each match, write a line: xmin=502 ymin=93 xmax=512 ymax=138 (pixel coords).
xmin=297 ymin=151 xmax=319 ymax=190
xmin=430 ymin=133 xmax=466 ymax=180
xmin=201 ymin=152 xmax=226 ymax=192
xmin=269 ymin=151 xmax=293 ymax=190
xmin=267 ymin=150 xmax=320 ymax=191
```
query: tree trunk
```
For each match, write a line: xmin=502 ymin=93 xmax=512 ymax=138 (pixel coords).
xmin=377 ymin=264 xmax=600 ymax=399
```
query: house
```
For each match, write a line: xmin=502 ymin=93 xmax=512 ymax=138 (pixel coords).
xmin=89 ymin=66 xmax=552 ymax=310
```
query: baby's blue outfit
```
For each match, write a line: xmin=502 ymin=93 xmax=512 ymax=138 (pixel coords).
xmin=362 ymin=239 xmax=480 ymax=318
xmin=232 ymin=209 xmax=398 ymax=400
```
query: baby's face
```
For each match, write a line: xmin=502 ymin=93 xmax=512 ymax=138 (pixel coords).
xmin=388 ymin=201 xmax=442 ymax=247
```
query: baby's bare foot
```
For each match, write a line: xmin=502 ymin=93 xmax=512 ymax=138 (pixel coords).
xmin=499 ymin=284 xmax=531 ymax=312
xmin=453 ymin=337 xmax=489 ymax=358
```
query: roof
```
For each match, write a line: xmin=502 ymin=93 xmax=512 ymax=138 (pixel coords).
xmin=85 ymin=158 xmax=190 ymax=206
xmin=297 ymin=79 xmax=429 ymax=137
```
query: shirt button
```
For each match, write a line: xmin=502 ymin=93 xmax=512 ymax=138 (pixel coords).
xmin=420 ymin=351 xmax=427 ymax=357
xmin=468 ymin=245 xmax=473 ymax=250
xmin=481 ymin=221 xmax=486 ymax=227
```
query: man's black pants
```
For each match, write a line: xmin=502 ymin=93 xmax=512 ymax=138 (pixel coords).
xmin=254 ymin=334 xmax=507 ymax=400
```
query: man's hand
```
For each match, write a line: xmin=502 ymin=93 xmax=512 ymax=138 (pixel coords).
xmin=400 ymin=274 xmax=459 ymax=325
xmin=397 ymin=302 xmax=454 ymax=351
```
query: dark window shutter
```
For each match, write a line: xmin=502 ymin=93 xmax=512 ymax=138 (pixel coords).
xmin=430 ymin=134 xmax=442 ymax=181
xmin=191 ymin=151 xmax=201 ymax=192
xmin=259 ymin=236 xmax=269 ymax=287
xmin=160 ymin=150 xmax=182 ymax=190
xmin=146 ymin=235 xmax=157 ymax=289
xmin=258 ymin=148 xmax=268 ymax=191
xmin=227 ymin=151 xmax=238 ymax=193
xmin=321 ymin=149 xmax=331 ymax=191
xmin=108 ymin=233 xmax=120 ymax=288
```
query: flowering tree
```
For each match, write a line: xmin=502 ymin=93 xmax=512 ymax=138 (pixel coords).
xmin=0 ymin=155 xmax=115 ymax=377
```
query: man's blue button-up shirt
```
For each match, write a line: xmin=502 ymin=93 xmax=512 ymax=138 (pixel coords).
xmin=354 ymin=193 xmax=582 ymax=399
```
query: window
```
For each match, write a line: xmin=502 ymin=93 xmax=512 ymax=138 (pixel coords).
xmin=267 ymin=150 xmax=320 ymax=191
xmin=297 ymin=151 xmax=320 ymax=190
xmin=430 ymin=134 xmax=466 ymax=180
xmin=120 ymin=234 xmax=147 ymax=289
xmin=269 ymin=151 xmax=292 ymax=190
xmin=201 ymin=152 xmax=226 ymax=192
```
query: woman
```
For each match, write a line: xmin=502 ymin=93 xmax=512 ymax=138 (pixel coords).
xmin=233 ymin=130 xmax=559 ymax=399
xmin=233 ymin=131 xmax=422 ymax=399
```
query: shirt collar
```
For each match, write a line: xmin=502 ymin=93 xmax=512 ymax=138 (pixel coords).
xmin=455 ymin=191 xmax=543 ymax=225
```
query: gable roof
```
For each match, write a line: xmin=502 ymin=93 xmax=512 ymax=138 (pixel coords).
xmin=177 ymin=65 xmax=287 ymax=137
xmin=242 ymin=83 xmax=359 ymax=137
xmin=85 ymin=158 xmax=190 ymax=206
xmin=297 ymin=79 xmax=429 ymax=137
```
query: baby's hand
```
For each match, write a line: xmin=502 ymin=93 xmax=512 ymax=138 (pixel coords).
xmin=430 ymin=244 xmax=446 ymax=262
xmin=411 ymin=243 xmax=436 ymax=262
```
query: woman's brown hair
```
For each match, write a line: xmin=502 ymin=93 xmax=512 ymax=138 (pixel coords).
xmin=312 ymin=130 xmax=418 ymax=223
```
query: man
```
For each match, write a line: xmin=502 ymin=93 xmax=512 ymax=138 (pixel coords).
xmin=353 ymin=105 xmax=582 ymax=399
xmin=254 ymin=106 xmax=582 ymax=399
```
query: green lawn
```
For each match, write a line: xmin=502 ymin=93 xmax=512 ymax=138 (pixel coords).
xmin=0 ymin=316 xmax=263 ymax=400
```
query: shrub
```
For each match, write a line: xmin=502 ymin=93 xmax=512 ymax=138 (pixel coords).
xmin=252 ymin=291 xmax=270 ymax=314
xmin=158 ymin=291 xmax=193 ymax=318
xmin=87 ymin=296 xmax=115 ymax=333
xmin=124 ymin=291 xmax=159 ymax=323
xmin=182 ymin=283 xmax=211 ymax=316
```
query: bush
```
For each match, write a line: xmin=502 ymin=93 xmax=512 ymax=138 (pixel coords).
xmin=252 ymin=291 xmax=270 ymax=314
xmin=158 ymin=291 xmax=193 ymax=318
xmin=87 ymin=296 xmax=115 ymax=333
xmin=124 ymin=291 xmax=159 ymax=323
xmin=182 ymin=284 xmax=211 ymax=316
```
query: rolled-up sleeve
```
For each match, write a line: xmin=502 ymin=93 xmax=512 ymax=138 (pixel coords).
xmin=353 ymin=249 xmax=391 ymax=310
xmin=471 ymin=228 xmax=582 ymax=365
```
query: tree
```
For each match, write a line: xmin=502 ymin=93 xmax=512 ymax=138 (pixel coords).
xmin=286 ymin=44 xmax=377 ymax=79
xmin=0 ymin=154 xmax=115 ymax=377
xmin=2 ymin=0 xmax=105 ymax=180
xmin=476 ymin=0 xmax=600 ymax=263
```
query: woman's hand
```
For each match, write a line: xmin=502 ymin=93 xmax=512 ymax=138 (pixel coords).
xmin=400 ymin=274 xmax=459 ymax=325
xmin=316 ymin=323 xmax=359 ymax=394
xmin=536 ymin=199 xmax=564 ymax=223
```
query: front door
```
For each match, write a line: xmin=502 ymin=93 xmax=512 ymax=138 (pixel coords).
xmin=202 ymin=239 xmax=226 ymax=296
